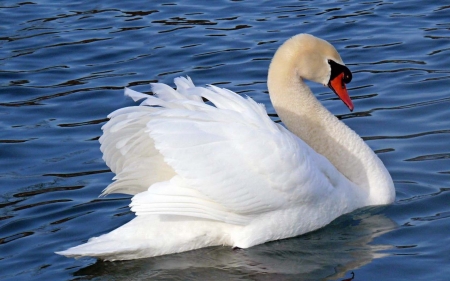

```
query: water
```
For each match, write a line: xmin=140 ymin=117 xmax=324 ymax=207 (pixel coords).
xmin=1 ymin=0 xmax=449 ymax=280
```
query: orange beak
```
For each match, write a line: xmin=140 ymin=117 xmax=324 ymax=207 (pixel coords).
xmin=328 ymin=72 xmax=354 ymax=112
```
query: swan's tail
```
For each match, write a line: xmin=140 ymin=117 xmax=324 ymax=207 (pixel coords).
xmin=56 ymin=216 xmax=155 ymax=261
xmin=56 ymin=215 xmax=229 ymax=261
xmin=56 ymin=236 xmax=145 ymax=261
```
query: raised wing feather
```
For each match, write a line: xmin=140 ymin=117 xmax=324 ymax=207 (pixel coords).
xmin=99 ymin=79 xmax=210 ymax=196
xmin=99 ymin=104 xmax=178 ymax=195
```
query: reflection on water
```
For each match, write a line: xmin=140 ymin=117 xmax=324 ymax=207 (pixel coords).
xmin=73 ymin=210 xmax=395 ymax=281
xmin=1 ymin=0 xmax=450 ymax=280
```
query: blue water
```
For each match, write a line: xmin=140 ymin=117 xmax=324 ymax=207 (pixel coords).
xmin=1 ymin=0 xmax=449 ymax=280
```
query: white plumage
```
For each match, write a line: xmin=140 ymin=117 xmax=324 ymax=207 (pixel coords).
xmin=57 ymin=34 xmax=394 ymax=261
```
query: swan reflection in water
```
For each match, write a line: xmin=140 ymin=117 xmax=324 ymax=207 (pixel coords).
xmin=73 ymin=208 xmax=396 ymax=281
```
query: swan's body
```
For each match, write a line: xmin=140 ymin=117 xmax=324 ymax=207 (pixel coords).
xmin=57 ymin=34 xmax=395 ymax=261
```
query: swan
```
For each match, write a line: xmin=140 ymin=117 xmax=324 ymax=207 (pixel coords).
xmin=57 ymin=34 xmax=395 ymax=261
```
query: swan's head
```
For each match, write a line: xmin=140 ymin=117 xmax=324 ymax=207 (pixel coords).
xmin=270 ymin=34 xmax=354 ymax=111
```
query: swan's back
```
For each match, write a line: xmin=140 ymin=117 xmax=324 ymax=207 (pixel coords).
xmin=57 ymin=77 xmax=366 ymax=260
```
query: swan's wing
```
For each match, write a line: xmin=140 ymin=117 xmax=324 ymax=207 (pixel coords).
xmin=99 ymin=105 xmax=176 ymax=195
xmin=128 ymin=77 xmax=342 ymax=224
xmin=99 ymin=78 xmax=201 ymax=195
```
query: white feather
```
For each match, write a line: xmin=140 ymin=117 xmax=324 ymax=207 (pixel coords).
xmin=57 ymin=76 xmax=362 ymax=260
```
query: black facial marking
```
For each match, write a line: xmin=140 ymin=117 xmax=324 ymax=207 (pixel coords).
xmin=328 ymin=59 xmax=352 ymax=84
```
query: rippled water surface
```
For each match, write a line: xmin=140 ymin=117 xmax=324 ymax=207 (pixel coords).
xmin=1 ymin=0 xmax=449 ymax=280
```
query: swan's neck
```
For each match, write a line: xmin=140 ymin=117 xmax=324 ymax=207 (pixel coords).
xmin=267 ymin=55 xmax=394 ymax=205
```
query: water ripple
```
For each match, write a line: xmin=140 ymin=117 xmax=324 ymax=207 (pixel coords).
xmin=1 ymin=0 xmax=449 ymax=280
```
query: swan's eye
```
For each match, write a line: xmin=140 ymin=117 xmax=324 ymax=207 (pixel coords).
xmin=343 ymin=71 xmax=352 ymax=84
xmin=328 ymin=59 xmax=352 ymax=84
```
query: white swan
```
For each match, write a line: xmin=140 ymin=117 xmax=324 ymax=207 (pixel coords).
xmin=57 ymin=34 xmax=395 ymax=261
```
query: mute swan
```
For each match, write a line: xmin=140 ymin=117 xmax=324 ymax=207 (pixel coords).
xmin=57 ymin=34 xmax=395 ymax=261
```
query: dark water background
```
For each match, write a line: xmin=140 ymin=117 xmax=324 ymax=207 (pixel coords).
xmin=1 ymin=0 xmax=449 ymax=280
